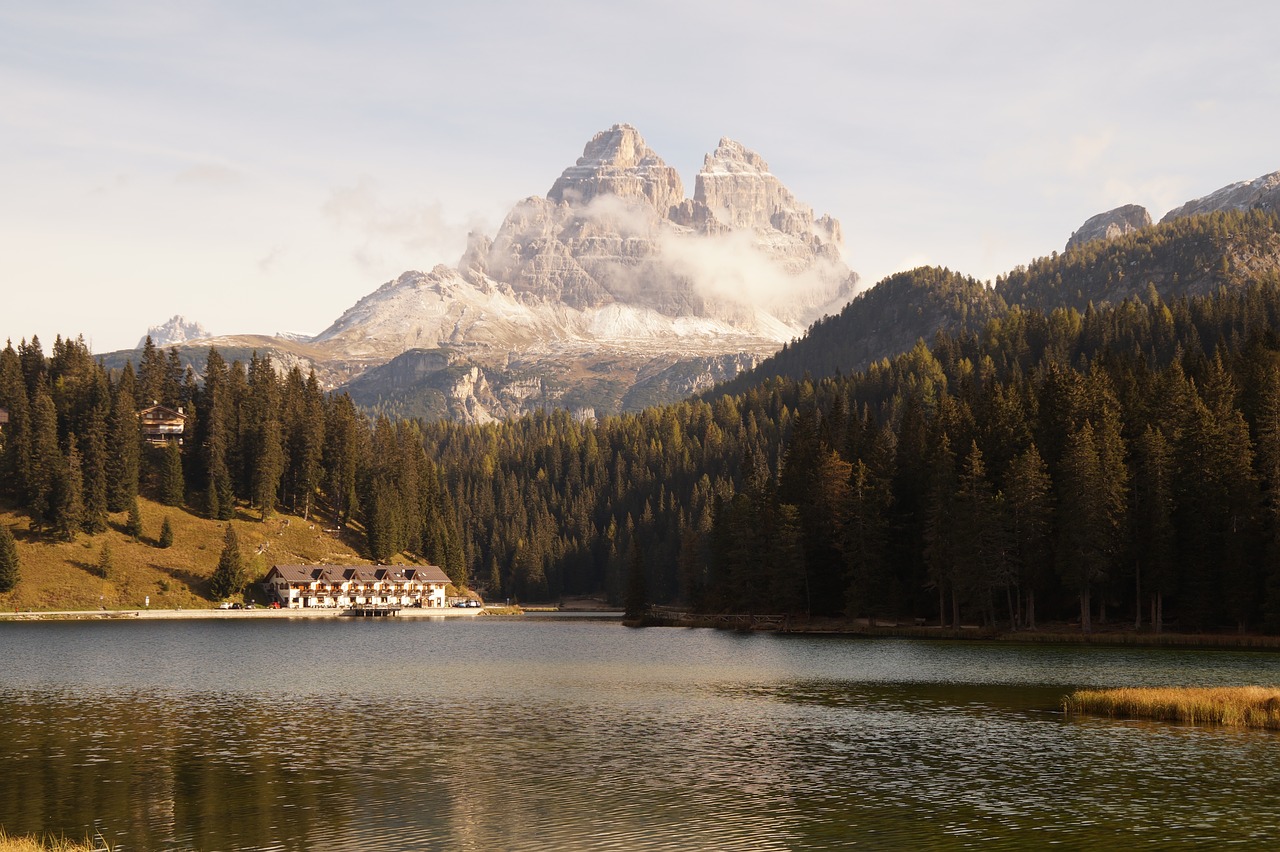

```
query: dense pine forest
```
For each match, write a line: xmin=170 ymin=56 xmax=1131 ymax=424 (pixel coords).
xmin=418 ymin=272 xmax=1280 ymax=632
xmin=6 ymin=211 xmax=1280 ymax=633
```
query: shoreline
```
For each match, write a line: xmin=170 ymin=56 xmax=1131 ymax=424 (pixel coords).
xmin=0 ymin=606 xmax=485 ymax=622
xmin=7 ymin=607 xmax=1280 ymax=649
xmin=636 ymin=613 xmax=1280 ymax=650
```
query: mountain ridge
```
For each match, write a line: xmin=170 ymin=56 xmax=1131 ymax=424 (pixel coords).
xmin=117 ymin=154 xmax=1280 ymax=423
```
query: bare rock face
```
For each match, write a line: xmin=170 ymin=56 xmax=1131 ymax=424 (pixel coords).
xmin=462 ymin=124 xmax=855 ymax=324
xmin=547 ymin=124 xmax=684 ymax=213
xmin=317 ymin=123 xmax=860 ymax=420
xmin=138 ymin=315 xmax=211 ymax=349
xmin=689 ymin=138 xmax=846 ymax=290
xmin=1066 ymin=204 xmax=1152 ymax=251
xmin=1161 ymin=171 xmax=1280 ymax=223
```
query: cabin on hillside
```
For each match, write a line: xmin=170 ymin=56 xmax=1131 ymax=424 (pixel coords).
xmin=0 ymin=407 xmax=8 ymax=430
xmin=138 ymin=404 xmax=187 ymax=445
xmin=264 ymin=564 xmax=451 ymax=609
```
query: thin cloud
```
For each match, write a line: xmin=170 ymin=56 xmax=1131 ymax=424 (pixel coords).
xmin=175 ymin=163 xmax=243 ymax=186
xmin=323 ymin=176 xmax=475 ymax=262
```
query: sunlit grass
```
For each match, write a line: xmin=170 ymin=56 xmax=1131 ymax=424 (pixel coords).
xmin=0 ymin=496 xmax=373 ymax=612
xmin=1064 ymin=685 xmax=1280 ymax=729
xmin=0 ymin=827 xmax=108 ymax=851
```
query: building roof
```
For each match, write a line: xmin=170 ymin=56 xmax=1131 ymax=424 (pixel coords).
xmin=139 ymin=404 xmax=186 ymax=420
xmin=0 ymin=406 xmax=8 ymax=425
xmin=267 ymin=564 xmax=451 ymax=585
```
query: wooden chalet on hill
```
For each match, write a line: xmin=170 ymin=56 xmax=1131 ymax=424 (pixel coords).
xmin=138 ymin=404 xmax=187 ymax=445
xmin=264 ymin=564 xmax=451 ymax=610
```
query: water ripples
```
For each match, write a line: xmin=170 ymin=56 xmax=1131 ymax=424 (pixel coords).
xmin=2 ymin=621 xmax=1280 ymax=848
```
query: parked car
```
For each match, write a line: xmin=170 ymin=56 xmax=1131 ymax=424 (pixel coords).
xmin=244 ymin=603 xmax=256 ymax=610
xmin=466 ymin=600 xmax=482 ymax=608
xmin=218 ymin=602 xmax=232 ymax=610
xmin=230 ymin=603 xmax=243 ymax=610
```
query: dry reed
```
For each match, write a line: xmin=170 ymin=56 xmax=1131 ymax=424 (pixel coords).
xmin=0 ymin=828 xmax=105 ymax=852
xmin=1064 ymin=685 xmax=1280 ymax=729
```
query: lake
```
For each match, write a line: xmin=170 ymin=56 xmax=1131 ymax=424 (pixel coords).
xmin=1 ymin=618 xmax=1279 ymax=850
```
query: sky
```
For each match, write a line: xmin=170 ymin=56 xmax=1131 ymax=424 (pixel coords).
xmin=3 ymin=0 xmax=1278 ymax=353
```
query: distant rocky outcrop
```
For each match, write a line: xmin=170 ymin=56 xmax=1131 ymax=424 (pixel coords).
xmin=1066 ymin=204 xmax=1152 ymax=251
xmin=138 ymin=315 xmax=211 ymax=349
xmin=1161 ymin=171 xmax=1280 ymax=223
xmin=309 ymin=123 xmax=859 ymax=420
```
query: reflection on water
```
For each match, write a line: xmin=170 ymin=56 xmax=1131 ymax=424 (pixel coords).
xmin=1 ymin=621 xmax=1279 ymax=849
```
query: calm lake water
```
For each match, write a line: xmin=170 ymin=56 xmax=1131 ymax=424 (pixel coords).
xmin=2 ymin=618 xmax=1279 ymax=850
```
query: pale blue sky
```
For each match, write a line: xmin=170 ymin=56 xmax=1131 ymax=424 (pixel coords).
xmin=3 ymin=1 xmax=1278 ymax=352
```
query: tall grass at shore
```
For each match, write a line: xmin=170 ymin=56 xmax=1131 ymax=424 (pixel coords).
xmin=1064 ymin=686 xmax=1280 ymax=729
xmin=0 ymin=828 xmax=106 ymax=851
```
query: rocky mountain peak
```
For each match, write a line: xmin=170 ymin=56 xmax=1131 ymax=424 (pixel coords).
xmin=1065 ymin=204 xmax=1152 ymax=251
xmin=460 ymin=124 xmax=854 ymax=320
xmin=546 ymin=123 xmax=684 ymax=213
xmin=1160 ymin=170 xmax=1280 ymax=223
xmin=693 ymin=137 xmax=840 ymax=247
xmin=701 ymin=137 xmax=771 ymax=175
xmin=138 ymin=315 xmax=211 ymax=349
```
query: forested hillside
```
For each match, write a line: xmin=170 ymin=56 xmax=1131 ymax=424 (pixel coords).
xmin=0 ymin=337 xmax=466 ymax=593
xmin=718 ymin=210 xmax=1280 ymax=394
xmin=423 ymin=276 xmax=1280 ymax=633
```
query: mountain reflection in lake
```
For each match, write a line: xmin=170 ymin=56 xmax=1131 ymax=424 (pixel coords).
xmin=2 ymin=619 xmax=1279 ymax=850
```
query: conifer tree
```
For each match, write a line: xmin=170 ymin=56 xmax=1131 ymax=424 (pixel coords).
xmin=1131 ymin=426 xmax=1175 ymax=632
xmin=0 ymin=343 xmax=32 ymax=497
xmin=0 ymin=525 xmax=19 ymax=593
xmin=247 ymin=353 xmax=284 ymax=519
xmin=18 ymin=336 xmax=46 ymax=398
xmin=1006 ymin=443 xmax=1052 ymax=630
xmin=126 ymin=498 xmax=143 ymax=541
xmin=106 ymin=364 xmax=141 ymax=512
xmin=79 ymin=404 xmax=110 ymax=534
xmin=138 ymin=336 xmax=166 ymax=408
xmin=953 ymin=442 xmax=1007 ymax=627
xmin=159 ymin=515 xmax=174 ymax=549
xmin=210 ymin=524 xmax=245 ymax=599
xmin=845 ymin=458 xmax=891 ymax=619
xmin=56 ymin=436 xmax=85 ymax=541
xmin=924 ymin=434 xmax=959 ymax=626
xmin=96 ymin=540 xmax=112 ymax=580
xmin=164 ymin=347 xmax=184 ymax=406
xmin=160 ymin=439 xmax=185 ymax=507
xmin=324 ymin=393 xmax=362 ymax=527
xmin=1057 ymin=422 xmax=1107 ymax=633
xmin=27 ymin=377 xmax=62 ymax=530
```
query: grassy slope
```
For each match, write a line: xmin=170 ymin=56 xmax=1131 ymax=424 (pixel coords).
xmin=0 ymin=497 xmax=380 ymax=612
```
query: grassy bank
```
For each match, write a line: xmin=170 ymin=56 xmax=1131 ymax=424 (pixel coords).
xmin=1 ymin=497 xmax=369 ymax=612
xmin=1064 ymin=686 xmax=1280 ymax=729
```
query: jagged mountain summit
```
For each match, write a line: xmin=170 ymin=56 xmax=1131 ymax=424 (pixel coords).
xmin=138 ymin=315 xmax=211 ymax=349
xmin=449 ymin=123 xmax=854 ymax=327
xmin=309 ymin=124 xmax=858 ymax=420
